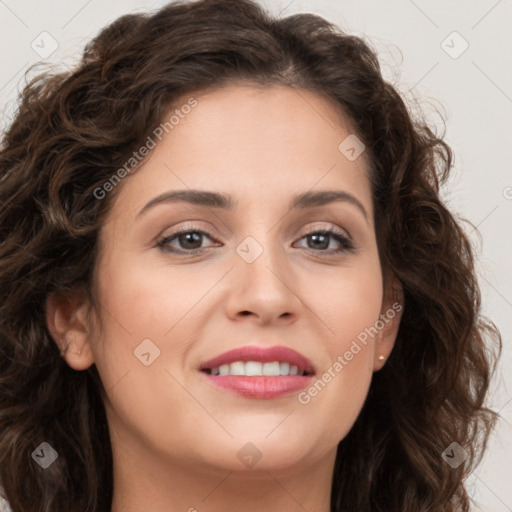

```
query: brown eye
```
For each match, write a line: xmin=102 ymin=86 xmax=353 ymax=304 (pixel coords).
xmin=158 ymin=228 xmax=217 ymax=253
xmin=294 ymin=229 xmax=355 ymax=254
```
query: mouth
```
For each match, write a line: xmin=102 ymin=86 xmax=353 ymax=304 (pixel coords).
xmin=199 ymin=345 xmax=315 ymax=399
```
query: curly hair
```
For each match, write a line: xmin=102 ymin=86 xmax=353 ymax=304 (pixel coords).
xmin=0 ymin=0 xmax=501 ymax=511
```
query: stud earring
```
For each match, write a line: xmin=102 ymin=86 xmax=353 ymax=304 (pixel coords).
xmin=378 ymin=355 xmax=385 ymax=361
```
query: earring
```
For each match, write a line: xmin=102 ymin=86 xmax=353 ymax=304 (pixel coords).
xmin=378 ymin=355 xmax=385 ymax=361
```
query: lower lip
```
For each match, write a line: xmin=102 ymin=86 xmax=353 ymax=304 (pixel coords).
xmin=201 ymin=373 xmax=315 ymax=399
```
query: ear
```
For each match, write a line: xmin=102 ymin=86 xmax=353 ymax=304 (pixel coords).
xmin=373 ymin=274 xmax=404 ymax=371
xmin=45 ymin=290 xmax=95 ymax=371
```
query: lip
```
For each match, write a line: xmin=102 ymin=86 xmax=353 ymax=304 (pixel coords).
xmin=201 ymin=374 xmax=315 ymax=399
xmin=199 ymin=345 xmax=316 ymax=399
xmin=199 ymin=345 xmax=315 ymax=374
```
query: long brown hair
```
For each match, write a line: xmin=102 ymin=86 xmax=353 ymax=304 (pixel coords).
xmin=0 ymin=1 xmax=501 ymax=510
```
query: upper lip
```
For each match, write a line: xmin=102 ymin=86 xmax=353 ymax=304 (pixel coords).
xmin=200 ymin=345 xmax=315 ymax=374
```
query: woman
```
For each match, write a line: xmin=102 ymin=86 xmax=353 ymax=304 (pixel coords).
xmin=0 ymin=0 xmax=501 ymax=511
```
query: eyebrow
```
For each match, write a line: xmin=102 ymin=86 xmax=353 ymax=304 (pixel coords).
xmin=137 ymin=189 xmax=368 ymax=221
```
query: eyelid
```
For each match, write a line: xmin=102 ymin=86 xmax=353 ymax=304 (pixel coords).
xmin=300 ymin=223 xmax=351 ymax=239
xmin=158 ymin=221 xmax=219 ymax=240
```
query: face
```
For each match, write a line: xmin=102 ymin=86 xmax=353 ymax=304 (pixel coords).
xmin=53 ymin=84 xmax=400 ymax=477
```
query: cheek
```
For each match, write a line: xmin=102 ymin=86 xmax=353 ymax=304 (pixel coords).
xmin=306 ymin=251 xmax=383 ymax=346
xmin=87 ymin=261 xmax=204 ymax=452
xmin=295 ymin=255 xmax=382 ymax=442
xmin=88 ymin=250 xmax=215 ymax=390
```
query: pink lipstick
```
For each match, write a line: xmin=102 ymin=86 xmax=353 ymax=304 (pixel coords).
xmin=199 ymin=345 xmax=315 ymax=399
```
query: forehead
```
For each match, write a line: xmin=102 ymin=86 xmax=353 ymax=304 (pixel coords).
xmin=107 ymin=83 xmax=372 ymax=219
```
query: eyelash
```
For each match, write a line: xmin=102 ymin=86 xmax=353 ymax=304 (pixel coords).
xmin=157 ymin=225 xmax=356 ymax=256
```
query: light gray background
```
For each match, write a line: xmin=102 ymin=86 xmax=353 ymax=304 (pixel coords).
xmin=0 ymin=1 xmax=511 ymax=510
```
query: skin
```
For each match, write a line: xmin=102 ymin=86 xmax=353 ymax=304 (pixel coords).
xmin=46 ymin=84 xmax=402 ymax=512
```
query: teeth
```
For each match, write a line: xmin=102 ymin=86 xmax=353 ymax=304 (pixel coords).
xmin=245 ymin=361 xmax=263 ymax=376
xmin=262 ymin=361 xmax=280 ymax=376
xmin=230 ymin=361 xmax=245 ymax=375
xmin=208 ymin=361 xmax=306 ymax=377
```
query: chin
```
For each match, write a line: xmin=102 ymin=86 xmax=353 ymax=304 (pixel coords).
xmin=190 ymin=433 xmax=320 ymax=474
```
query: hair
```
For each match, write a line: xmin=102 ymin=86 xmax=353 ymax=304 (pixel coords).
xmin=0 ymin=0 xmax=502 ymax=511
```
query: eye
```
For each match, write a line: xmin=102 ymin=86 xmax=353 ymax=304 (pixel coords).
xmin=157 ymin=226 xmax=355 ymax=255
xmin=157 ymin=227 xmax=219 ymax=253
xmin=294 ymin=228 xmax=355 ymax=254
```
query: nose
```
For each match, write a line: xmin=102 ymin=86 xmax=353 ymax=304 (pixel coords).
xmin=223 ymin=235 xmax=302 ymax=326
